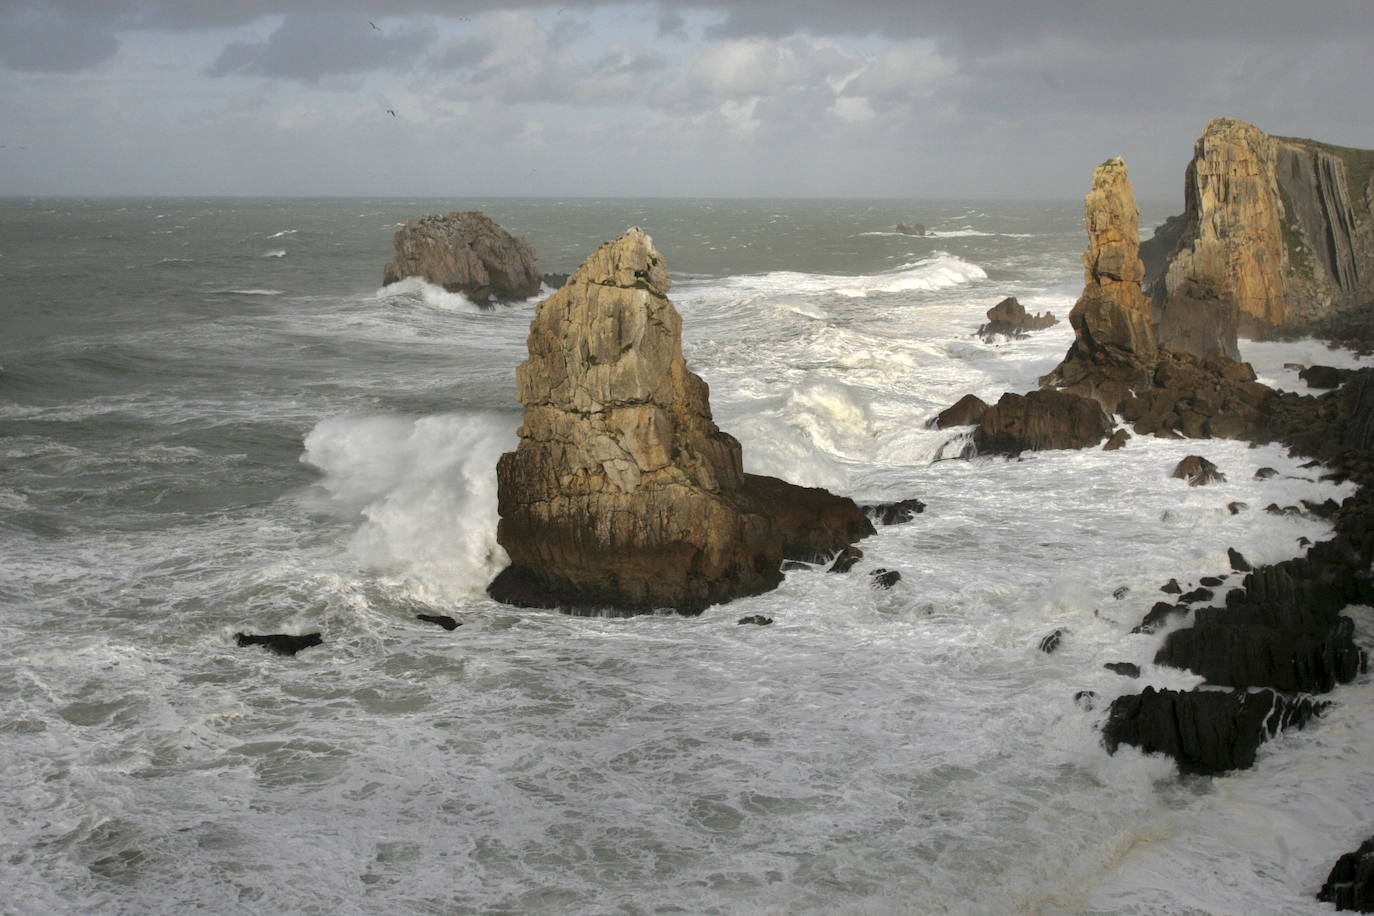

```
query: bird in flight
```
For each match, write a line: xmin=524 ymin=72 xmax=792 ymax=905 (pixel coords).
xmin=369 ymin=20 xmax=380 ymax=31
xmin=387 ymin=109 xmax=397 ymax=117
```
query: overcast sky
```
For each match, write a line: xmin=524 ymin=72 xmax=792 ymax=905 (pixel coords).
xmin=1 ymin=0 xmax=1371 ymax=201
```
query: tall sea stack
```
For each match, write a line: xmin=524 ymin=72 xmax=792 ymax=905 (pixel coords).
xmin=488 ymin=228 xmax=872 ymax=615
xmin=1039 ymin=158 xmax=1157 ymax=414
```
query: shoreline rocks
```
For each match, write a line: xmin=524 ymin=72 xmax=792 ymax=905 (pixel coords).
xmin=383 ymin=211 xmax=542 ymax=304
xmin=488 ymin=228 xmax=872 ymax=615
xmin=977 ymin=296 xmax=1058 ymax=341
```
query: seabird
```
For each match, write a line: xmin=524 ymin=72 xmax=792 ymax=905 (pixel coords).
xmin=387 ymin=109 xmax=396 ymax=117
xmin=369 ymin=20 xmax=380 ymax=31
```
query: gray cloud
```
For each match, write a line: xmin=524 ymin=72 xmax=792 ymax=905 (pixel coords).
xmin=207 ymin=12 xmax=435 ymax=81
xmin=0 ymin=2 xmax=122 ymax=71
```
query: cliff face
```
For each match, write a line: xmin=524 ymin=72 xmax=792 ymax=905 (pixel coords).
xmin=1039 ymin=158 xmax=1156 ymax=413
xmin=1146 ymin=117 xmax=1374 ymax=342
xmin=489 ymin=228 xmax=871 ymax=614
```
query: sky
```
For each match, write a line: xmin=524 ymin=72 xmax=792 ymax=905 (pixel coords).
xmin=1 ymin=0 xmax=1371 ymax=201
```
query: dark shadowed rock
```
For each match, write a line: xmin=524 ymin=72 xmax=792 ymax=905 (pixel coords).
xmin=235 ymin=632 xmax=323 ymax=656
xmin=1103 ymin=686 xmax=1326 ymax=775
xmin=1301 ymin=365 xmax=1352 ymax=390
xmin=978 ymin=296 xmax=1058 ymax=341
xmin=383 ymin=211 xmax=542 ymax=304
xmin=1228 ymin=501 xmax=1248 ymax=515
xmin=1104 ymin=662 xmax=1141 ymax=678
xmin=974 ymin=389 xmax=1113 ymax=455
xmin=1161 ymin=579 xmax=1182 ymax=594
xmin=932 ymin=394 xmax=989 ymax=429
xmin=1179 ymin=587 xmax=1214 ymax=604
xmin=829 ymin=546 xmax=864 ymax=574
xmin=1133 ymin=601 xmax=1187 ymax=634
xmin=1255 ymin=466 xmax=1279 ymax=479
xmin=1103 ymin=429 xmax=1131 ymax=451
xmin=1199 ymin=576 xmax=1225 ymax=587
xmin=1228 ymin=548 xmax=1252 ymax=572
xmin=860 ymin=498 xmax=926 ymax=526
xmin=1075 ymin=690 xmax=1098 ymax=711
xmin=1113 ymin=586 xmax=1130 ymax=600
xmin=416 ymin=614 xmax=461 ymax=631
xmin=1038 ymin=629 xmax=1064 ymax=653
xmin=737 ymin=615 xmax=773 ymax=626
xmin=870 ymin=569 xmax=901 ymax=589
xmin=1319 ymin=835 xmax=1374 ymax=912
xmin=1172 ymin=455 xmax=1226 ymax=486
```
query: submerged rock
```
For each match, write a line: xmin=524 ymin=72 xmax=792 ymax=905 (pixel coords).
xmin=1172 ymin=455 xmax=1226 ymax=486
xmin=1038 ymin=629 xmax=1064 ymax=653
xmin=870 ymin=569 xmax=901 ymax=589
xmin=235 ymin=632 xmax=323 ymax=656
xmin=737 ymin=615 xmax=773 ymax=626
xmin=488 ymin=228 xmax=872 ymax=615
xmin=860 ymin=498 xmax=926 ymax=526
xmin=829 ymin=546 xmax=864 ymax=574
xmin=383 ymin=211 xmax=541 ymax=304
xmin=416 ymin=614 xmax=461 ymax=631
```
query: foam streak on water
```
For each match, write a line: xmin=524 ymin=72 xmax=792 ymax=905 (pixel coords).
xmin=1 ymin=197 xmax=1372 ymax=915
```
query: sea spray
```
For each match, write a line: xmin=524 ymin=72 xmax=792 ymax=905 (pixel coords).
xmin=301 ymin=411 xmax=517 ymax=602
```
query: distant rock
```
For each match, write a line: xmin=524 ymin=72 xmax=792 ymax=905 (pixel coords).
xmin=896 ymin=222 xmax=926 ymax=236
xmin=488 ymin=228 xmax=872 ymax=615
xmin=1301 ymin=364 xmax=1353 ymax=389
xmin=1104 ymin=661 xmax=1141 ymax=678
xmin=737 ymin=615 xmax=773 ymax=626
xmin=383 ymin=211 xmax=542 ymax=304
xmin=977 ymin=296 xmax=1058 ymax=341
xmin=1172 ymin=455 xmax=1226 ymax=486
xmin=235 ymin=632 xmax=323 ymax=656
xmin=974 ymin=389 xmax=1113 ymax=455
xmin=932 ymin=393 xmax=988 ymax=429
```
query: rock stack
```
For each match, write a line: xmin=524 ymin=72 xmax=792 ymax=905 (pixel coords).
xmin=488 ymin=228 xmax=872 ymax=615
xmin=383 ymin=211 xmax=542 ymax=304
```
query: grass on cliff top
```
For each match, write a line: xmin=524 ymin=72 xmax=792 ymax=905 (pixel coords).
xmin=1278 ymin=135 xmax=1374 ymax=201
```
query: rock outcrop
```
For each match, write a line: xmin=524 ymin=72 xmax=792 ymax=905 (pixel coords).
xmin=383 ymin=211 xmax=542 ymax=304
xmin=488 ymin=228 xmax=872 ymax=615
xmin=896 ymin=222 xmax=926 ymax=236
xmin=973 ymin=389 xmax=1112 ymax=454
xmin=977 ymin=296 xmax=1058 ymax=341
xmin=1039 ymin=158 xmax=1158 ymax=414
xmin=1319 ymin=836 xmax=1374 ymax=912
xmin=1144 ymin=117 xmax=1374 ymax=340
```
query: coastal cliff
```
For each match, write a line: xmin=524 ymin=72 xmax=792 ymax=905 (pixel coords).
xmin=1145 ymin=117 xmax=1374 ymax=342
xmin=488 ymin=228 xmax=872 ymax=615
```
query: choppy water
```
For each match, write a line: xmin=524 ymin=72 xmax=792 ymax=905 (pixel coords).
xmin=2 ymin=197 xmax=1373 ymax=915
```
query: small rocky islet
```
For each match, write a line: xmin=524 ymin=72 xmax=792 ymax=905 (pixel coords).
xmin=316 ymin=114 xmax=1374 ymax=910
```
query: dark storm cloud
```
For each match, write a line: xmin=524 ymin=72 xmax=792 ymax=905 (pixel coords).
xmin=0 ymin=2 xmax=123 ymax=71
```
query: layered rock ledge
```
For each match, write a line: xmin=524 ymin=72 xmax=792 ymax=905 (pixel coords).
xmin=488 ymin=228 xmax=872 ymax=615
xmin=383 ymin=211 xmax=542 ymax=304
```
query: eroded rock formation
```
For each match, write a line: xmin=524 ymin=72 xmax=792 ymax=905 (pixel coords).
xmin=973 ymin=389 xmax=1113 ymax=454
xmin=383 ymin=211 xmax=542 ymax=304
xmin=1039 ymin=158 xmax=1157 ymax=413
xmin=1145 ymin=117 xmax=1374 ymax=341
xmin=488 ymin=228 xmax=872 ymax=615
xmin=977 ymin=296 xmax=1058 ymax=341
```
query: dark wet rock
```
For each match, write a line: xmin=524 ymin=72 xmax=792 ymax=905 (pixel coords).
xmin=896 ymin=222 xmax=926 ymax=236
xmin=416 ymin=614 xmax=461 ymax=631
xmin=931 ymin=394 xmax=989 ymax=429
xmin=1298 ymin=536 xmax=1313 ymax=548
xmin=1180 ymin=587 xmax=1215 ymax=604
xmin=1227 ymin=548 xmax=1252 ymax=572
xmin=1133 ymin=601 xmax=1188 ymax=634
xmin=1254 ymin=467 xmax=1279 ymax=479
xmin=1199 ymin=576 xmax=1224 ymax=587
xmin=235 ymin=632 xmax=323 ymax=656
xmin=860 ymin=498 xmax=926 ymax=526
xmin=870 ymin=569 xmax=901 ymax=589
xmin=1228 ymin=501 xmax=1248 ymax=515
xmin=1265 ymin=503 xmax=1303 ymax=516
xmin=1103 ymin=429 xmax=1131 ymax=451
xmin=1303 ymin=498 xmax=1342 ymax=519
xmin=1172 ymin=455 xmax=1226 ymax=486
xmin=383 ymin=211 xmax=542 ymax=304
xmin=1038 ymin=628 xmax=1065 ymax=653
xmin=737 ymin=615 xmax=773 ymax=626
xmin=1103 ymin=686 xmax=1327 ymax=775
xmin=781 ymin=560 xmax=813 ymax=572
xmin=1161 ymin=579 xmax=1182 ymax=594
xmin=829 ymin=546 xmax=864 ymax=574
xmin=540 ymin=272 xmax=570 ymax=290
xmin=1113 ymin=586 xmax=1130 ymax=600
xmin=1300 ymin=365 xmax=1352 ymax=390
xmin=974 ymin=389 xmax=1113 ymax=455
xmin=1318 ymin=835 xmax=1374 ymax=912
xmin=1074 ymin=690 xmax=1098 ymax=711
xmin=1104 ymin=661 xmax=1141 ymax=678
xmin=978 ymin=296 xmax=1058 ymax=341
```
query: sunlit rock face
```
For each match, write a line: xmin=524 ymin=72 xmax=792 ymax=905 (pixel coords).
xmin=489 ymin=227 xmax=872 ymax=615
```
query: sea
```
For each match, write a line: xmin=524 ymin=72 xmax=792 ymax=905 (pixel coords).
xmin=2 ymin=197 xmax=1374 ymax=915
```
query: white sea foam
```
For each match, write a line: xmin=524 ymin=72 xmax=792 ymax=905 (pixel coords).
xmin=268 ymin=229 xmax=297 ymax=238
xmin=216 ymin=288 xmax=283 ymax=296
xmin=677 ymin=252 xmax=988 ymax=304
xmin=300 ymin=411 xmax=517 ymax=602
xmin=262 ymin=249 xmax=286 ymax=258
xmin=377 ymin=275 xmax=485 ymax=313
